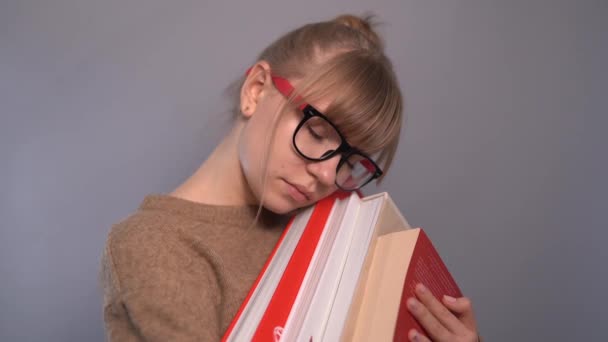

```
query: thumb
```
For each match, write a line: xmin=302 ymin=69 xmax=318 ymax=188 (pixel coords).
xmin=442 ymin=295 xmax=477 ymax=331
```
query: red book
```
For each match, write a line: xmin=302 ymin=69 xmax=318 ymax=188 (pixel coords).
xmin=251 ymin=191 xmax=350 ymax=341
xmin=344 ymin=228 xmax=462 ymax=342
xmin=222 ymin=191 xmax=350 ymax=342
xmin=221 ymin=216 xmax=295 ymax=341
xmin=394 ymin=229 xmax=462 ymax=341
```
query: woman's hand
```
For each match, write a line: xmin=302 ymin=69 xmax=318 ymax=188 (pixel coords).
xmin=406 ymin=283 xmax=480 ymax=342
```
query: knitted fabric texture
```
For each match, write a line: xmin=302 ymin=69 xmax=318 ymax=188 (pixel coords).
xmin=100 ymin=194 xmax=287 ymax=341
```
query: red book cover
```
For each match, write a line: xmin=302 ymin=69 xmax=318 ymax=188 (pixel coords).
xmin=221 ymin=216 xmax=297 ymax=341
xmin=393 ymin=230 xmax=463 ymax=342
xmin=251 ymin=191 xmax=350 ymax=341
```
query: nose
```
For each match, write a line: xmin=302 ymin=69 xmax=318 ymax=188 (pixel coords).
xmin=306 ymin=154 xmax=341 ymax=187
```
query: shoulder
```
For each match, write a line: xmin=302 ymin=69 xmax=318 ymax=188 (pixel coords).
xmin=100 ymin=203 xmax=225 ymax=339
xmin=105 ymin=194 xmax=217 ymax=260
xmin=107 ymin=208 xmax=177 ymax=254
xmin=102 ymin=204 xmax=220 ymax=293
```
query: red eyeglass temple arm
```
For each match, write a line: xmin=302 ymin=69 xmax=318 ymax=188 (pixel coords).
xmin=245 ymin=67 xmax=307 ymax=110
xmin=360 ymin=159 xmax=376 ymax=173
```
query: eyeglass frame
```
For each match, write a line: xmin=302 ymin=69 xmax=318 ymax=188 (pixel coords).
xmin=245 ymin=68 xmax=384 ymax=190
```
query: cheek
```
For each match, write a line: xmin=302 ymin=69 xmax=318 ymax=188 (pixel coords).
xmin=266 ymin=145 xmax=295 ymax=178
xmin=238 ymin=107 xmax=281 ymax=172
xmin=267 ymin=118 xmax=304 ymax=172
xmin=238 ymin=120 xmax=273 ymax=197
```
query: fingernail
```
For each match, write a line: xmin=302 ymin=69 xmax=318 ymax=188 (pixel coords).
xmin=410 ymin=330 xmax=419 ymax=342
xmin=407 ymin=297 xmax=418 ymax=310
xmin=444 ymin=295 xmax=457 ymax=303
xmin=416 ymin=283 xmax=426 ymax=294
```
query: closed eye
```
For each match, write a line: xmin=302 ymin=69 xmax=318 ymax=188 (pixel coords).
xmin=307 ymin=125 xmax=324 ymax=140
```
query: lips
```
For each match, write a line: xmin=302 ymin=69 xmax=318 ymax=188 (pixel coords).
xmin=284 ymin=180 xmax=312 ymax=203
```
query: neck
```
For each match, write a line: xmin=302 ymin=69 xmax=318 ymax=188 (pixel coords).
xmin=171 ymin=122 xmax=257 ymax=206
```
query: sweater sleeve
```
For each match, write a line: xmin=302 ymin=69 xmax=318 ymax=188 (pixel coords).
xmin=101 ymin=224 xmax=223 ymax=342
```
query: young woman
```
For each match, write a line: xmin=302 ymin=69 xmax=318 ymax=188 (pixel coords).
xmin=101 ymin=14 xmax=480 ymax=342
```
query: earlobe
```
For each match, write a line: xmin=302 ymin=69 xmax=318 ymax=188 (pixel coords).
xmin=241 ymin=105 xmax=253 ymax=117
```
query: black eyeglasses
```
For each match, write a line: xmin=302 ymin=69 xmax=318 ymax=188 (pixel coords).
xmin=269 ymin=74 xmax=383 ymax=191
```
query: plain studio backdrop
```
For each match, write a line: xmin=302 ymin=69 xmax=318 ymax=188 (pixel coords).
xmin=1 ymin=0 xmax=606 ymax=341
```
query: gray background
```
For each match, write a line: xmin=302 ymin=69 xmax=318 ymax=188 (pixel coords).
xmin=1 ymin=0 xmax=606 ymax=341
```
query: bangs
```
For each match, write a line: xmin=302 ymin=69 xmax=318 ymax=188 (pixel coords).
xmin=285 ymin=51 xmax=403 ymax=179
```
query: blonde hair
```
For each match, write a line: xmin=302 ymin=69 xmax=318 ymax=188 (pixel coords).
xmin=230 ymin=13 xmax=403 ymax=185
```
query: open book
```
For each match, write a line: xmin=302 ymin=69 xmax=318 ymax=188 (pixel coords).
xmin=222 ymin=192 xmax=461 ymax=342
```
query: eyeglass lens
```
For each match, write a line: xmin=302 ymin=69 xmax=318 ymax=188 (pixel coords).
xmin=294 ymin=115 xmax=376 ymax=190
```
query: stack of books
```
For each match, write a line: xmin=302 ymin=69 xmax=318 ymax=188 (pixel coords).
xmin=222 ymin=192 xmax=462 ymax=342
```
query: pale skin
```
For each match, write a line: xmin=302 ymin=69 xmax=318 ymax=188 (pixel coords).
xmin=171 ymin=61 xmax=480 ymax=342
xmin=171 ymin=61 xmax=339 ymax=214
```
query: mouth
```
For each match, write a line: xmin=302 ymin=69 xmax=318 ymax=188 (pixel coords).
xmin=284 ymin=180 xmax=312 ymax=203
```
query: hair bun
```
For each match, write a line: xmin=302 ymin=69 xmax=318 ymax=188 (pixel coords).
xmin=332 ymin=14 xmax=384 ymax=50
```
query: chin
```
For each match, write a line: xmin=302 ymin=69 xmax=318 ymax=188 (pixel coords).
xmin=260 ymin=192 xmax=307 ymax=215
xmin=262 ymin=198 xmax=299 ymax=215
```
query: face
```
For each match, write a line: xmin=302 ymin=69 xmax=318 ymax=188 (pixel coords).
xmin=237 ymin=65 xmax=341 ymax=214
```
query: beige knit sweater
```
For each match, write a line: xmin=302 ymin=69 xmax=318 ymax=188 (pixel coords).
xmin=100 ymin=194 xmax=288 ymax=341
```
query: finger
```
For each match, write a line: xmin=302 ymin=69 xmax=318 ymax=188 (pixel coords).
xmin=442 ymin=295 xmax=478 ymax=332
xmin=414 ymin=283 xmax=464 ymax=334
xmin=408 ymin=329 xmax=431 ymax=342
xmin=406 ymin=297 xmax=451 ymax=341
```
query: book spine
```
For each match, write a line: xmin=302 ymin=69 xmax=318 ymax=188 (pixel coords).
xmin=251 ymin=194 xmax=344 ymax=342
xmin=393 ymin=230 xmax=463 ymax=342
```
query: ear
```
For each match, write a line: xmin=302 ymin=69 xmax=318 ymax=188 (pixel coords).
xmin=239 ymin=61 xmax=272 ymax=118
